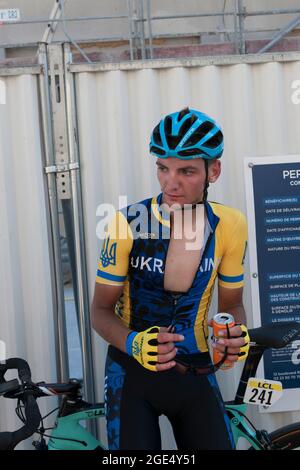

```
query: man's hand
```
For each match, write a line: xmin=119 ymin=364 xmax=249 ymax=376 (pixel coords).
xmin=208 ymin=319 xmax=249 ymax=365
xmin=155 ymin=326 xmax=185 ymax=372
xmin=126 ymin=326 xmax=185 ymax=372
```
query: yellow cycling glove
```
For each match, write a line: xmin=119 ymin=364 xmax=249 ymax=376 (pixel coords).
xmin=236 ymin=324 xmax=250 ymax=361
xmin=126 ymin=326 xmax=160 ymax=372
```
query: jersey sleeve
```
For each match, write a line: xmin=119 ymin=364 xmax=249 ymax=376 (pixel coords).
xmin=217 ymin=210 xmax=248 ymax=289
xmin=96 ymin=211 xmax=133 ymax=286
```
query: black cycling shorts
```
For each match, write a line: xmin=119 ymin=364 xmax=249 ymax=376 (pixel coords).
xmin=104 ymin=345 xmax=235 ymax=450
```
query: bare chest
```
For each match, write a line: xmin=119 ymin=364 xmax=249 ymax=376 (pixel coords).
xmin=164 ymin=206 xmax=205 ymax=293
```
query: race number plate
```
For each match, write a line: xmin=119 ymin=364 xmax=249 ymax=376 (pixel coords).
xmin=244 ymin=378 xmax=283 ymax=408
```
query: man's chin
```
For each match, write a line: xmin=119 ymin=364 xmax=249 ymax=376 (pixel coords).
xmin=162 ymin=194 xmax=203 ymax=208
xmin=162 ymin=195 xmax=184 ymax=208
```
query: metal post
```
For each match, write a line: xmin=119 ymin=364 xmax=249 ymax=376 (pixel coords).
xmin=132 ymin=0 xmax=139 ymax=59
xmin=258 ymin=14 xmax=300 ymax=54
xmin=238 ymin=0 xmax=246 ymax=54
xmin=41 ymin=0 xmax=62 ymax=44
xmin=63 ymin=43 xmax=97 ymax=437
xmin=38 ymin=43 xmax=69 ymax=382
xmin=146 ymin=0 xmax=153 ymax=59
xmin=219 ymin=0 xmax=230 ymax=44
xmin=138 ymin=0 xmax=146 ymax=60
xmin=233 ymin=0 xmax=239 ymax=54
xmin=59 ymin=0 xmax=92 ymax=64
xmin=127 ymin=0 xmax=135 ymax=60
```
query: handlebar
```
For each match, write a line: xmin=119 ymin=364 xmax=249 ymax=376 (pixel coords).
xmin=0 ymin=358 xmax=42 ymax=450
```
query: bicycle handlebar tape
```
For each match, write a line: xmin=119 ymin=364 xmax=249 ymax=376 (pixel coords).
xmin=237 ymin=324 xmax=250 ymax=362
xmin=0 ymin=358 xmax=32 ymax=383
xmin=126 ymin=326 xmax=160 ymax=372
xmin=23 ymin=394 xmax=42 ymax=434
xmin=0 ymin=391 xmax=42 ymax=450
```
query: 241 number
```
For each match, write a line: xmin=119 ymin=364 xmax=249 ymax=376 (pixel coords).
xmin=249 ymin=388 xmax=273 ymax=406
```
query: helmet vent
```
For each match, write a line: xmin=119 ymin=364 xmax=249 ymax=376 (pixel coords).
xmin=167 ymin=135 xmax=183 ymax=149
xmin=164 ymin=115 xmax=172 ymax=137
xmin=150 ymin=145 xmax=166 ymax=156
xmin=152 ymin=124 xmax=163 ymax=146
xmin=190 ymin=113 xmax=198 ymax=125
xmin=178 ymin=107 xmax=190 ymax=120
xmin=203 ymin=130 xmax=223 ymax=149
xmin=182 ymin=120 xmax=214 ymax=148
xmin=179 ymin=117 xmax=194 ymax=137
xmin=178 ymin=148 xmax=204 ymax=157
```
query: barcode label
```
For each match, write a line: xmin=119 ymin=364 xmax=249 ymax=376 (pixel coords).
xmin=0 ymin=9 xmax=20 ymax=22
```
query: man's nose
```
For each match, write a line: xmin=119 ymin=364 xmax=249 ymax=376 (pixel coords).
xmin=166 ymin=171 xmax=180 ymax=190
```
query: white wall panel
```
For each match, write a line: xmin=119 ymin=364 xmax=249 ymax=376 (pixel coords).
xmin=0 ymin=73 xmax=57 ymax=448
xmin=75 ymin=56 xmax=300 ymax=448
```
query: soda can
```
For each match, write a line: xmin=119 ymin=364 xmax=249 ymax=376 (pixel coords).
xmin=212 ymin=313 xmax=235 ymax=370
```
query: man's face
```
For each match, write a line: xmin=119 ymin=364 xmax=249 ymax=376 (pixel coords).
xmin=156 ymin=157 xmax=221 ymax=207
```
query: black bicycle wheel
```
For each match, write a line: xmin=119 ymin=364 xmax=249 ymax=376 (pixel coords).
xmin=268 ymin=422 xmax=300 ymax=450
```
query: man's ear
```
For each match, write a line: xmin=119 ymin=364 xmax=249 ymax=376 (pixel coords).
xmin=208 ymin=159 xmax=221 ymax=183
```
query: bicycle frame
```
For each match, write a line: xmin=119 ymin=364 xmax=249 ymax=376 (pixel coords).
xmin=226 ymin=403 xmax=263 ymax=450
xmin=48 ymin=403 xmax=107 ymax=450
xmin=225 ymin=345 xmax=275 ymax=450
xmin=46 ymin=347 xmax=269 ymax=450
xmin=48 ymin=402 xmax=262 ymax=450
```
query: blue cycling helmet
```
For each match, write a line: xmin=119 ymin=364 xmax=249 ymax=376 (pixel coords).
xmin=149 ymin=107 xmax=223 ymax=160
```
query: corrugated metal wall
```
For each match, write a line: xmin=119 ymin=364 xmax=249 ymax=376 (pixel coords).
xmin=0 ymin=72 xmax=57 ymax=448
xmin=74 ymin=54 xmax=300 ymax=448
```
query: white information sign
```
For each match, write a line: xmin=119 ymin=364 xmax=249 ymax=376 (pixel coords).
xmin=0 ymin=9 xmax=20 ymax=22
xmin=244 ymin=155 xmax=300 ymax=413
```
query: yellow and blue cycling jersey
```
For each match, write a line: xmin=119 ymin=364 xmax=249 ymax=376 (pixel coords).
xmin=96 ymin=193 xmax=247 ymax=355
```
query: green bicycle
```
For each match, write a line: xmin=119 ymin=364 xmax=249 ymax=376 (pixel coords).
xmin=1 ymin=321 xmax=300 ymax=450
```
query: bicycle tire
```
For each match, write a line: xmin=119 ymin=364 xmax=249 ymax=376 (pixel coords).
xmin=248 ymin=422 xmax=300 ymax=450
xmin=268 ymin=422 xmax=300 ymax=450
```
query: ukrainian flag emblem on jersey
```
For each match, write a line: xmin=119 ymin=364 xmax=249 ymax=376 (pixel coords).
xmin=100 ymin=237 xmax=117 ymax=268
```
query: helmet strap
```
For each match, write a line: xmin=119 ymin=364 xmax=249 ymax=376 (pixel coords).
xmin=202 ymin=159 xmax=209 ymax=202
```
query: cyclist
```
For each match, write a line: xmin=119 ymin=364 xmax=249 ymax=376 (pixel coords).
xmin=91 ymin=107 xmax=249 ymax=450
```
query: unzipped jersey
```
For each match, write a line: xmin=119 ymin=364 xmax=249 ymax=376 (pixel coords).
xmin=96 ymin=193 xmax=247 ymax=354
